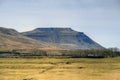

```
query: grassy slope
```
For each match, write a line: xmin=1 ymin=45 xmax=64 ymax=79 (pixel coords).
xmin=0 ymin=57 xmax=120 ymax=80
xmin=0 ymin=33 xmax=59 ymax=50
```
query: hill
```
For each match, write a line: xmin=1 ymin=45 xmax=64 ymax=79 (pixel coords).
xmin=22 ymin=28 xmax=103 ymax=49
xmin=0 ymin=27 xmax=59 ymax=50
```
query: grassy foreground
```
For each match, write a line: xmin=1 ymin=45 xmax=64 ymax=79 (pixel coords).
xmin=0 ymin=57 xmax=120 ymax=80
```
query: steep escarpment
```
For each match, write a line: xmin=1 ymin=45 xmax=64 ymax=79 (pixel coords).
xmin=22 ymin=28 xmax=103 ymax=49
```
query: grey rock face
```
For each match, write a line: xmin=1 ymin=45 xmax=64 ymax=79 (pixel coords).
xmin=22 ymin=28 xmax=103 ymax=49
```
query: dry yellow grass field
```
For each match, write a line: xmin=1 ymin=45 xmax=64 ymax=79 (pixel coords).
xmin=0 ymin=57 xmax=120 ymax=80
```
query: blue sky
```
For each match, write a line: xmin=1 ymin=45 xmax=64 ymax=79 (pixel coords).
xmin=0 ymin=0 xmax=120 ymax=48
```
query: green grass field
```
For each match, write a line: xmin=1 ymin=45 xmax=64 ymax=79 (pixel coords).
xmin=0 ymin=57 xmax=120 ymax=80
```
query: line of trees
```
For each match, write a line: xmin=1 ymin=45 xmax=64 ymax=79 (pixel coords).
xmin=61 ymin=48 xmax=120 ymax=58
xmin=0 ymin=48 xmax=120 ymax=58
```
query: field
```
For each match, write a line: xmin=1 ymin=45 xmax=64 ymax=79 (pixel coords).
xmin=0 ymin=57 xmax=120 ymax=80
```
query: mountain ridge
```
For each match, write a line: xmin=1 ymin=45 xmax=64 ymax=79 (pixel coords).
xmin=0 ymin=27 xmax=59 ymax=50
xmin=22 ymin=27 xmax=103 ymax=49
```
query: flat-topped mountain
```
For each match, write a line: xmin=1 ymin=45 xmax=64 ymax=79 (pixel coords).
xmin=22 ymin=28 xmax=103 ymax=49
xmin=0 ymin=27 xmax=59 ymax=50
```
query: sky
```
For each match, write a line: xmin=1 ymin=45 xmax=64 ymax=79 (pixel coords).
xmin=0 ymin=0 xmax=120 ymax=48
